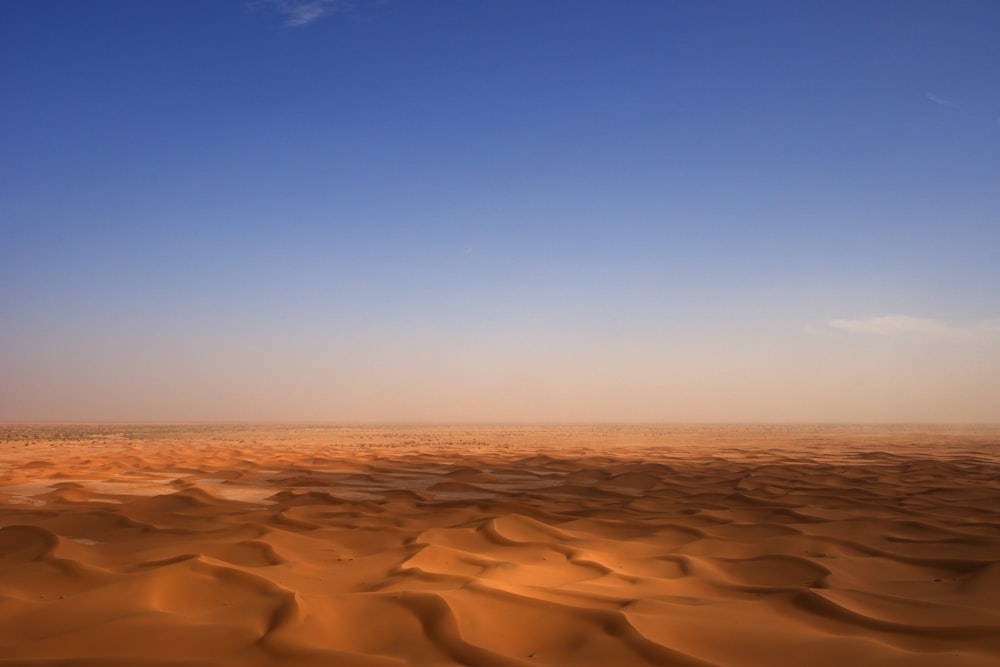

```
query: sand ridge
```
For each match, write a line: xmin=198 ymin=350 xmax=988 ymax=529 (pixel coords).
xmin=1 ymin=424 xmax=999 ymax=666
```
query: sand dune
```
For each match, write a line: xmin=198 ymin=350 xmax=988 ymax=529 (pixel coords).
xmin=1 ymin=424 xmax=999 ymax=665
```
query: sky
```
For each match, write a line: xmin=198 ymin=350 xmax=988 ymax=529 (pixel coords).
xmin=1 ymin=0 xmax=998 ymax=423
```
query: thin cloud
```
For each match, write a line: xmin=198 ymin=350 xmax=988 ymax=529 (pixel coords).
xmin=251 ymin=1 xmax=350 ymax=27
xmin=820 ymin=315 xmax=1000 ymax=341
xmin=925 ymin=92 xmax=956 ymax=107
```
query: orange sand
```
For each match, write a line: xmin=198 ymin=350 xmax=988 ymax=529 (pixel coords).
xmin=1 ymin=424 xmax=999 ymax=666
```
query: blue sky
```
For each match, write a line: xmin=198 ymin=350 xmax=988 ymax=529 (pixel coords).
xmin=2 ymin=0 xmax=998 ymax=422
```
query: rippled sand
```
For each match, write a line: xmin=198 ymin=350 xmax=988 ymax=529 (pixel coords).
xmin=1 ymin=424 xmax=999 ymax=666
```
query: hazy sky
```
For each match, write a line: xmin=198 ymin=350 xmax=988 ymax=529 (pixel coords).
xmin=2 ymin=1 xmax=998 ymax=423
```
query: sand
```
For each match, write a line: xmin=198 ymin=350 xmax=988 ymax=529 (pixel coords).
xmin=1 ymin=424 xmax=998 ymax=666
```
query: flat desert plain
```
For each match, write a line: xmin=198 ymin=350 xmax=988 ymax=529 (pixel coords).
xmin=1 ymin=425 xmax=998 ymax=666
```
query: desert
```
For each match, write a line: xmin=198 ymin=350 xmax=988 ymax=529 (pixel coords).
xmin=0 ymin=424 xmax=998 ymax=666
xmin=5 ymin=2 xmax=1000 ymax=665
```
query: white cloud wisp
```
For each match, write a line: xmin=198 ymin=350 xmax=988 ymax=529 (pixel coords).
xmin=925 ymin=92 xmax=957 ymax=108
xmin=822 ymin=315 xmax=1000 ymax=341
xmin=251 ymin=0 xmax=349 ymax=27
